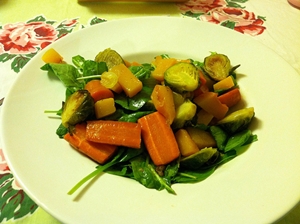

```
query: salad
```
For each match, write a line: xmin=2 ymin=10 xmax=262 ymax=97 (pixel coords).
xmin=41 ymin=48 xmax=257 ymax=195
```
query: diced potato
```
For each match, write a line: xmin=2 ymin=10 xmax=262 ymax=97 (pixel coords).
xmin=110 ymin=64 xmax=142 ymax=97
xmin=186 ymin=127 xmax=217 ymax=150
xmin=196 ymin=109 xmax=214 ymax=126
xmin=213 ymin=76 xmax=235 ymax=91
xmin=94 ymin=98 xmax=116 ymax=119
xmin=175 ymin=129 xmax=199 ymax=157
xmin=151 ymin=55 xmax=177 ymax=82
xmin=151 ymin=85 xmax=175 ymax=125
xmin=42 ymin=48 xmax=63 ymax=63
xmin=193 ymin=91 xmax=228 ymax=120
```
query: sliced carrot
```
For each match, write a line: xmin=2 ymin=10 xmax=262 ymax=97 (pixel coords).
xmin=130 ymin=61 xmax=142 ymax=66
xmin=138 ymin=112 xmax=180 ymax=166
xmin=193 ymin=91 xmax=228 ymax=120
xmin=64 ymin=123 xmax=117 ymax=164
xmin=218 ymin=88 xmax=241 ymax=107
xmin=124 ymin=60 xmax=132 ymax=67
xmin=85 ymin=80 xmax=114 ymax=102
xmin=151 ymin=85 xmax=176 ymax=125
xmin=193 ymin=70 xmax=209 ymax=97
xmin=42 ymin=48 xmax=63 ymax=63
xmin=86 ymin=120 xmax=141 ymax=149
xmin=199 ymin=69 xmax=207 ymax=86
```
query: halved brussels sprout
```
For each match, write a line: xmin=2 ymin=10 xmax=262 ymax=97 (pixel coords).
xmin=217 ymin=107 xmax=255 ymax=134
xmin=164 ymin=62 xmax=199 ymax=93
xmin=180 ymin=147 xmax=219 ymax=170
xmin=95 ymin=48 xmax=125 ymax=69
xmin=172 ymin=99 xmax=197 ymax=130
xmin=203 ymin=53 xmax=231 ymax=81
xmin=61 ymin=90 xmax=94 ymax=130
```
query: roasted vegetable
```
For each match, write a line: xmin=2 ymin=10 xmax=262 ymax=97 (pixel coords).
xmin=95 ymin=48 xmax=125 ymax=69
xmin=61 ymin=90 xmax=94 ymax=131
xmin=172 ymin=99 xmax=197 ymax=129
xmin=217 ymin=107 xmax=255 ymax=134
xmin=203 ymin=53 xmax=232 ymax=81
xmin=164 ymin=62 xmax=199 ymax=93
xmin=180 ymin=147 xmax=219 ymax=170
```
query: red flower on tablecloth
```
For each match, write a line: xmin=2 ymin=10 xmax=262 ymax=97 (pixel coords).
xmin=177 ymin=0 xmax=266 ymax=36
xmin=0 ymin=22 xmax=58 ymax=54
xmin=0 ymin=15 xmax=79 ymax=73
xmin=200 ymin=7 xmax=266 ymax=36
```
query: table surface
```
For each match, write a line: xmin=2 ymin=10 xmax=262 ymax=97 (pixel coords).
xmin=0 ymin=0 xmax=299 ymax=223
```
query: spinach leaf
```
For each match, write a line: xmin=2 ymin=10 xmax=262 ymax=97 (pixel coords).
xmin=67 ymin=147 xmax=127 ymax=195
xmin=163 ymin=159 xmax=180 ymax=185
xmin=41 ymin=63 xmax=84 ymax=91
xmin=82 ymin=60 xmax=107 ymax=80
xmin=210 ymin=126 xmax=228 ymax=152
xmin=114 ymin=86 xmax=153 ymax=111
xmin=129 ymin=63 xmax=153 ymax=80
xmin=118 ymin=111 xmax=153 ymax=123
xmin=224 ymin=129 xmax=252 ymax=152
xmin=72 ymin=55 xmax=108 ymax=83
xmin=56 ymin=123 xmax=68 ymax=138
xmin=173 ymin=150 xmax=236 ymax=184
xmin=161 ymin=54 xmax=170 ymax=59
xmin=192 ymin=60 xmax=204 ymax=68
xmin=105 ymin=164 xmax=133 ymax=178
xmin=68 ymin=146 xmax=144 ymax=195
xmin=105 ymin=146 xmax=145 ymax=178
xmin=174 ymin=167 xmax=216 ymax=183
xmin=131 ymin=154 xmax=176 ymax=194
xmin=72 ymin=55 xmax=85 ymax=70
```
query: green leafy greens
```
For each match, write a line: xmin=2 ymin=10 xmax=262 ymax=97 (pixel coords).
xmin=42 ymin=51 xmax=258 ymax=195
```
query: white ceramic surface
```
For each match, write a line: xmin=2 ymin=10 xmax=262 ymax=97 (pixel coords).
xmin=2 ymin=17 xmax=300 ymax=224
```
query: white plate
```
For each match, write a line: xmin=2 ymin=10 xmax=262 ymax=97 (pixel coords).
xmin=2 ymin=16 xmax=300 ymax=224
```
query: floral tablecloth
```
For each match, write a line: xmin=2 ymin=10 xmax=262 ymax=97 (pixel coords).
xmin=0 ymin=0 xmax=299 ymax=223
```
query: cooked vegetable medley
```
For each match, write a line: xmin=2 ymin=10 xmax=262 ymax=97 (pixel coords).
xmin=42 ymin=48 xmax=257 ymax=195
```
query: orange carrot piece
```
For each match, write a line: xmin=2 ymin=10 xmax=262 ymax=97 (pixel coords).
xmin=64 ymin=123 xmax=117 ymax=164
xmin=193 ymin=70 xmax=209 ymax=97
xmin=86 ymin=120 xmax=141 ymax=149
xmin=138 ymin=112 xmax=180 ymax=166
xmin=85 ymin=80 xmax=114 ymax=102
xmin=124 ymin=60 xmax=132 ymax=67
xmin=199 ymin=70 xmax=207 ymax=86
xmin=218 ymin=88 xmax=241 ymax=107
xmin=130 ymin=61 xmax=142 ymax=66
